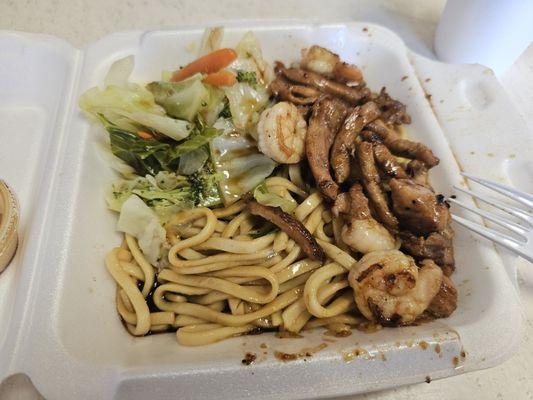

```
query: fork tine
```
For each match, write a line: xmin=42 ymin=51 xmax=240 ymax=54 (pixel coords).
xmin=451 ymin=215 xmax=533 ymax=263
xmin=449 ymin=198 xmax=528 ymax=237
xmin=453 ymin=186 xmax=533 ymax=225
xmin=462 ymin=173 xmax=533 ymax=209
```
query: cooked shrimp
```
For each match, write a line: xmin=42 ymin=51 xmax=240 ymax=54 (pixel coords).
xmin=348 ymin=250 xmax=443 ymax=326
xmin=301 ymin=45 xmax=363 ymax=84
xmin=301 ymin=45 xmax=340 ymax=76
xmin=257 ymin=101 xmax=307 ymax=164
xmin=339 ymin=184 xmax=397 ymax=254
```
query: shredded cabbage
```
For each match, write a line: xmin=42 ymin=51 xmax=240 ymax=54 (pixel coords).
xmin=147 ymin=75 xmax=210 ymax=122
xmin=231 ymin=32 xmax=274 ymax=85
xmin=94 ymin=141 xmax=136 ymax=178
xmin=198 ymin=27 xmax=224 ymax=56
xmin=106 ymin=167 xmax=221 ymax=221
xmin=79 ymin=82 xmax=193 ymax=141
xmin=104 ymin=55 xmax=135 ymax=87
xmin=223 ymin=83 xmax=269 ymax=136
xmin=253 ymin=182 xmax=297 ymax=213
xmin=117 ymin=195 xmax=167 ymax=265
xmin=210 ymin=119 xmax=276 ymax=205
xmin=178 ymin=147 xmax=209 ymax=175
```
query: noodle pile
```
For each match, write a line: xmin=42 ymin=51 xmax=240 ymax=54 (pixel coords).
xmin=106 ymin=172 xmax=368 ymax=346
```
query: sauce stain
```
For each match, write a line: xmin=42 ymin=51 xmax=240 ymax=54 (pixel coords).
xmin=242 ymin=352 xmax=257 ymax=365
xmin=434 ymin=343 xmax=441 ymax=354
xmin=418 ymin=341 xmax=429 ymax=350
xmin=325 ymin=328 xmax=352 ymax=337
xmin=353 ymin=321 xmax=382 ymax=333
xmin=275 ymin=331 xmax=303 ymax=339
xmin=274 ymin=343 xmax=328 ymax=362
xmin=342 ymin=347 xmax=375 ymax=362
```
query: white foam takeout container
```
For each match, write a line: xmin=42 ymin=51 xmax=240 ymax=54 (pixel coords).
xmin=0 ymin=21 xmax=531 ymax=400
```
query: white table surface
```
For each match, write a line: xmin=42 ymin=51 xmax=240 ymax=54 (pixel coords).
xmin=1 ymin=0 xmax=532 ymax=399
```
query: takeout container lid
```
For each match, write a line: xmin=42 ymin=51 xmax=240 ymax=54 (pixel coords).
xmin=0 ymin=180 xmax=18 ymax=273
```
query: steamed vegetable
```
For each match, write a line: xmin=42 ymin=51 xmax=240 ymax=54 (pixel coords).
xmin=107 ymin=167 xmax=221 ymax=222
xmin=223 ymin=83 xmax=270 ymax=135
xmin=231 ymin=32 xmax=274 ymax=85
xmin=198 ymin=27 xmax=224 ymax=56
xmin=94 ymin=141 xmax=136 ymax=178
xmin=147 ymin=75 xmax=210 ymax=122
xmin=79 ymin=56 xmax=194 ymax=141
xmin=117 ymin=195 xmax=166 ymax=264
xmin=253 ymin=182 xmax=297 ymax=213
xmin=107 ymin=123 xmax=221 ymax=176
xmin=203 ymin=71 xmax=237 ymax=87
xmin=178 ymin=147 xmax=209 ymax=175
xmin=170 ymin=48 xmax=238 ymax=82
xmin=210 ymin=119 xmax=276 ymax=205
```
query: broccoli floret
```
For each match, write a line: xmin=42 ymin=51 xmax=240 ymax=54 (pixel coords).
xmin=188 ymin=163 xmax=222 ymax=207
xmin=236 ymin=70 xmax=258 ymax=85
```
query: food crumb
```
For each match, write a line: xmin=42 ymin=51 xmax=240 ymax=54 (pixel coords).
xmin=452 ymin=356 xmax=459 ymax=367
xmin=460 ymin=349 xmax=466 ymax=358
xmin=425 ymin=376 xmax=431 ymax=383
xmin=379 ymin=352 xmax=387 ymax=361
xmin=434 ymin=343 xmax=441 ymax=354
xmin=401 ymin=75 xmax=408 ymax=81
xmin=354 ymin=321 xmax=382 ymax=333
xmin=260 ymin=343 xmax=267 ymax=349
xmin=242 ymin=352 xmax=257 ymax=365
xmin=274 ymin=343 xmax=327 ymax=362
xmin=470 ymin=151 xmax=475 ymax=155
xmin=342 ymin=347 xmax=370 ymax=361
xmin=363 ymin=27 xmax=368 ymax=32
xmin=419 ymin=341 xmax=429 ymax=350
xmin=425 ymin=78 xmax=431 ymax=82
xmin=425 ymin=93 xmax=432 ymax=101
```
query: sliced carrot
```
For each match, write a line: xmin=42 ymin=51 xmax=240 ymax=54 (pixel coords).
xmin=202 ymin=71 xmax=237 ymax=87
xmin=137 ymin=130 xmax=154 ymax=140
xmin=171 ymin=48 xmax=238 ymax=82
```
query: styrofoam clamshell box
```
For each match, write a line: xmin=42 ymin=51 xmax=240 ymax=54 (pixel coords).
xmin=0 ymin=21 xmax=530 ymax=400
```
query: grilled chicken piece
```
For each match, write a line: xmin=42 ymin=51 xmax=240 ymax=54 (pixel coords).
xmin=399 ymin=228 xmax=455 ymax=276
xmin=427 ymin=275 xmax=457 ymax=317
xmin=372 ymin=142 xmax=409 ymax=179
xmin=270 ymin=75 xmax=322 ymax=105
xmin=364 ymin=120 xmax=439 ymax=168
xmin=389 ymin=178 xmax=450 ymax=235
xmin=330 ymin=101 xmax=380 ymax=184
xmin=248 ymin=201 xmax=325 ymax=262
xmin=357 ymin=141 xmax=398 ymax=229
xmin=306 ymin=95 xmax=349 ymax=200
xmin=331 ymin=192 xmax=351 ymax=218
xmin=406 ymin=159 xmax=429 ymax=186
xmin=281 ymin=67 xmax=370 ymax=104
xmin=374 ymin=87 xmax=411 ymax=125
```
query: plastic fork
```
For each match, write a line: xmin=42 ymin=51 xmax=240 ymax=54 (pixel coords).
xmin=449 ymin=173 xmax=533 ymax=263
